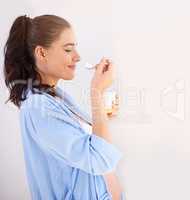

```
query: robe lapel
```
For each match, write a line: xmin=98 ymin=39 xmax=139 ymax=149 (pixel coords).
xmin=55 ymin=86 xmax=92 ymax=125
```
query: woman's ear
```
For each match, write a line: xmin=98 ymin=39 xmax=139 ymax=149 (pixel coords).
xmin=34 ymin=45 xmax=47 ymax=61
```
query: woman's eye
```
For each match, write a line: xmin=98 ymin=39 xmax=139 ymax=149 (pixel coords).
xmin=65 ymin=49 xmax=72 ymax=53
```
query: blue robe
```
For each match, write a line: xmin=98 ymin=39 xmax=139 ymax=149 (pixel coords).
xmin=19 ymin=85 xmax=126 ymax=200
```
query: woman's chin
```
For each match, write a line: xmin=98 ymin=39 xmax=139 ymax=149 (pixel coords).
xmin=62 ymin=74 xmax=75 ymax=80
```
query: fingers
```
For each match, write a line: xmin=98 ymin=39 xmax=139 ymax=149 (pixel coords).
xmin=111 ymin=100 xmax=119 ymax=113
xmin=107 ymin=60 xmax=113 ymax=74
xmin=114 ymin=94 xmax=119 ymax=105
xmin=96 ymin=57 xmax=114 ymax=74
xmin=96 ymin=58 xmax=108 ymax=74
xmin=107 ymin=107 xmax=118 ymax=117
xmin=106 ymin=94 xmax=120 ymax=118
xmin=104 ymin=59 xmax=114 ymax=77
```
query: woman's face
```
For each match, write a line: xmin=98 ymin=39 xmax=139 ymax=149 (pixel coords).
xmin=35 ymin=28 xmax=80 ymax=85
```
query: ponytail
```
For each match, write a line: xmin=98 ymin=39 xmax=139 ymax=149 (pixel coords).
xmin=4 ymin=15 xmax=36 ymax=108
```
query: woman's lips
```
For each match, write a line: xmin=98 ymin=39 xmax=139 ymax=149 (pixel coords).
xmin=67 ymin=65 xmax=76 ymax=70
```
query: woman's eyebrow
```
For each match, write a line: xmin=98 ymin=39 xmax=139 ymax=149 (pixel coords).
xmin=63 ymin=42 xmax=78 ymax=47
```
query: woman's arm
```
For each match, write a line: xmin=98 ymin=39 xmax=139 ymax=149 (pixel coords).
xmin=90 ymin=57 xmax=123 ymax=199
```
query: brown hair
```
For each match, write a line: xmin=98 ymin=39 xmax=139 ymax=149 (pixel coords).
xmin=3 ymin=14 xmax=71 ymax=108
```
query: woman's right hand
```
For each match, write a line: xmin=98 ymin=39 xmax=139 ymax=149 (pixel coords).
xmin=90 ymin=58 xmax=115 ymax=94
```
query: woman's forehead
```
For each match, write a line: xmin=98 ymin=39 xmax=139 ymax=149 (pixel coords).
xmin=59 ymin=28 xmax=77 ymax=45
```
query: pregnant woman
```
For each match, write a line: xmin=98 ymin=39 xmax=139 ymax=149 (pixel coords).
xmin=3 ymin=14 xmax=125 ymax=200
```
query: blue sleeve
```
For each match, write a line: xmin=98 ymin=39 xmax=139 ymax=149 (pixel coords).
xmin=26 ymin=104 xmax=123 ymax=175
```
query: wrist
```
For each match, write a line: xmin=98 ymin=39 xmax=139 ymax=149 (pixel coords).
xmin=90 ymin=86 xmax=103 ymax=96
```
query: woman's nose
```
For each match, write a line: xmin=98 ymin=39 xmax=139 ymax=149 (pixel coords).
xmin=73 ymin=50 xmax=81 ymax=62
xmin=76 ymin=55 xmax=81 ymax=62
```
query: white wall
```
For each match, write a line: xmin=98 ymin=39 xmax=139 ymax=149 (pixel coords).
xmin=1 ymin=0 xmax=190 ymax=199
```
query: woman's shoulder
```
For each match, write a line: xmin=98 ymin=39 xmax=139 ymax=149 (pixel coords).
xmin=19 ymin=88 xmax=82 ymax=130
